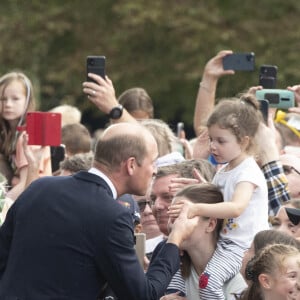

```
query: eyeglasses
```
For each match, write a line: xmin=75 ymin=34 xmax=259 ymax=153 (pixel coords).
xmin=137 ymin=199 xmax=152 ymax=212
xmin=282 ymin=165 xmax=300 ymax=176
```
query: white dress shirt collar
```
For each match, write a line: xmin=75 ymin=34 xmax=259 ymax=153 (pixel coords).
xmin=88 ymin=167 xmax=117 ymax=199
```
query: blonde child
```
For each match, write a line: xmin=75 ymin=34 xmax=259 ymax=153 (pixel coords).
xmin=0 ymin=72 xmax=51 ymax=201
xmin=242 ymin=243 xmax=300 ymax=300
xmin=169 ymin=94 xmax=269 ymax=299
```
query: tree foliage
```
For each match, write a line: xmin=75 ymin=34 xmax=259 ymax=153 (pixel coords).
xmin=1 ymin=0 xmax=300 ymax=136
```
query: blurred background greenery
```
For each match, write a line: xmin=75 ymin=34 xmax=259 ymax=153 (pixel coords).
xmin=1 ymin=0 xmax=300 ymax=138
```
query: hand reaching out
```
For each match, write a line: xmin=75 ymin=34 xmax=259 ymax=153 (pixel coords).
xmin=168 ymin=199 xmax=197 ymax=219
xmin=169 ymin=177 xmax=199 ymax=195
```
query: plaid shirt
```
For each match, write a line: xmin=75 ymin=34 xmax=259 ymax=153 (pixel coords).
xmin=262 ymin=160 xmax=290 ymax=217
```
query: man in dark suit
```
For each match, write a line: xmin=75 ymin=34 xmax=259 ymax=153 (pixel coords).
xmin=0 ymin=122 xmax=198 ymax=300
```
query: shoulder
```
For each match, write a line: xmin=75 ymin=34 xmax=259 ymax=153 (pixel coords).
xmin=223 ymin=272 xmax=247 ymax=299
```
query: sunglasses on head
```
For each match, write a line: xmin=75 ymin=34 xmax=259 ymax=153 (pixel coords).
xmin=137 ymin=199 xmax=152 ymax=212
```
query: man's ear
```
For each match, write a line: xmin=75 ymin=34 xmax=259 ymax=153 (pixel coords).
xmin=126 ymin=157 xmax=136 ymax=175
xmin=258 ymin=273 xmax=272 ymax=290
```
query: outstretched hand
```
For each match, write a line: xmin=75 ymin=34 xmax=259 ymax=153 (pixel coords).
xmin=169 ymin=168 xmax=206 ymax=195
xmin=168 ymin=199 xmax=196 ymax=219
xmin=169 ymin=177 xmax=199 ymax=195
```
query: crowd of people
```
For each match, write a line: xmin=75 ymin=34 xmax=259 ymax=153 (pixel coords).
xmin=1 ymin=50 xmax=300 ymax=299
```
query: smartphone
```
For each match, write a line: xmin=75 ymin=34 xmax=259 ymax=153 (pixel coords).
xmin=177 ymin=122 xmax=185 ymax=138
xmin=223 ymin=52 xmax=255 ymax=71
xmin=259 ymin=65 xmax=277 ymax=89
xmin=50 ymin=145 xmax=65 ymax=173
xmin=18 ymin=112 xmax=62 ymax=146
xmin=258 ymin=99 xmax=269 ymax=124
xmin=86 ymin=56 xmax=106 ymax=83
xmin=134 ymin=233 xmax=146 ymax=267
xmin=256 ymin=89 xmax=295 ymax=109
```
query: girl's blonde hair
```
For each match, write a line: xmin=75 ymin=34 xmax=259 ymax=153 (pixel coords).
xmin=0 ymin=72 xmax=36 ymax=159
xmin=241 ymin=243 xmax=300 ymax=300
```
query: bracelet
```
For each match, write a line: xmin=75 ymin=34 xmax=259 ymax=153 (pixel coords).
xmin=199 ymin=82 xmax=212 ymax=93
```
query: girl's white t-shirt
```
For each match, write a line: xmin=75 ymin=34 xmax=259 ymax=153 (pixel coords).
xmin=212 ymin=156 xmax=269 ymax=248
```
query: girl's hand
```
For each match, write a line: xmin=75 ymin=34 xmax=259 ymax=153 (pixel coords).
xmin=168 ymin=200 xmax=195 ymax=219
xmin=169 ymin=177 xmax=199 ymax=195
xmin=193 ymin=168 xmax=207 ymax=183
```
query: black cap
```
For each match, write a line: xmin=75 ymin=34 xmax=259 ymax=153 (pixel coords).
xmin=285 ymin=207 xmax=300 ymax=225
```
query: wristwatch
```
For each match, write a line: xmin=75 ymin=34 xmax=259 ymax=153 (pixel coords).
xmin=107 ymin=104 xmax=123 ymax=119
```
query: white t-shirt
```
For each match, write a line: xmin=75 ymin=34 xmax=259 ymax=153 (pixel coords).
xmin=212 ymin=156 xmax=269 ymax=248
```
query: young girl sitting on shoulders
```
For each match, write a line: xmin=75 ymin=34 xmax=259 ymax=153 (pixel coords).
xmin=169 ymin=94 xmax=269 ymax=299
xmin=0 ymin=72 xmax=51 ymax=201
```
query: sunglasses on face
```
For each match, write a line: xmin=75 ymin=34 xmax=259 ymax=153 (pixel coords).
xmin=137 ymin=199 xmax=152 ymax=212
xmin=283 ymin=165 xmax=300 ymax=176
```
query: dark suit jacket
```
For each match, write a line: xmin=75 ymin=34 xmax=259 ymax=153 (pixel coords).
xmin=0 ymin=171 xmax=180 ymax=300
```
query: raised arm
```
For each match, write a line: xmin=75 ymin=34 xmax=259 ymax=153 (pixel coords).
xmin=193 ymin=50 xmax=234 ymax=136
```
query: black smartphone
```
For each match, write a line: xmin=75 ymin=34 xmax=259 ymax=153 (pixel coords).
xmin=50 ymin=145 xmax=65 ymax=173
xmin=223 ymin=52 xmax=255 ymax=71
xmin=258 ymin=99 xmax=269 ymax=124
xmin=259 ymin=65 xmax=277 ymax=89
xmin=86 ymin=56 xmax=106 ymax=83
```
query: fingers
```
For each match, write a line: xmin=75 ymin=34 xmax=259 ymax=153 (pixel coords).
xmin=193 ymin=168 xmax=207 ymax=183
xmin=168 ymin=178 xmax=199 ymax=195
xmin=167 ymin=201 xmax=184 ymax=217
xmin=248 ymin=85 xmax=263 ymax=95
xmin=82 ymin=73 xmax=109 ymax=96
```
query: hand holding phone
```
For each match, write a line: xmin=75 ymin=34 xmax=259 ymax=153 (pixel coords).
xmin=86 ymin=56 xmax=106 ymax=83
xmin=223 ymin=52 xmax=255 ymax=71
